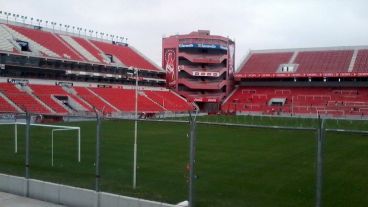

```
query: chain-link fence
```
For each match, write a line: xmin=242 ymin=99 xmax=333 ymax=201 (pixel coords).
xmin=1 ymin=112 xmax=368 ymax=207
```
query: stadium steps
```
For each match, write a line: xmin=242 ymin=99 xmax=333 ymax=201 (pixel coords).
xmin=28 ymin=84 xmax=88 ymax=114
xmin=221 ymin=85 xmax=239 ymax=106
xmin=140 ymin=91 xmax=168 ymax=111
xmin=0 ymin=83 xmax=53 ymax=114
xmin=62 ymin=86 xmax=94 ymax=111
xmin=86 ymin=88 xmax=121 ymax=112
xmin=348 ymin=49 xmax=359 ymax=72
xmin=52 ymin=33 xmax=86 ymax=61
xmin=0 ymin=91 xmax=22 ymax=112
xmin=86 ymin=39 xmax=122 ymax=65
xmin=2 ymin=24 xmax=60 ymax=58
xmin=288 ymin=51 xmax=299 ymax=64
xmin=50 ymin=95 xmax=75 ymax=113
xmin=59 ymin=35 xmax=100 ymax=63
xmin=0 ymin=25 xmax=16 ymax=52
xmin=21 ymin=85 xmax=56 ymax=114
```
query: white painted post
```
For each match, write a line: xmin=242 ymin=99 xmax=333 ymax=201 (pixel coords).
xmin=133 ymin=67 xmax=138 ymax=189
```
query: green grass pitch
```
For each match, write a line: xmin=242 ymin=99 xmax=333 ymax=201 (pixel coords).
xmin=0 ymin=115 xmax=368 ymax=207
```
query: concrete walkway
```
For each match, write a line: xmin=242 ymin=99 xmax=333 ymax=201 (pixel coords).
xmin=0 ymin=192 xmax=65 ymax=207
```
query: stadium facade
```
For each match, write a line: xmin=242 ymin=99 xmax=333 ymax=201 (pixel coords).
xmin=163 ymin=30 xmax=235 ymax=112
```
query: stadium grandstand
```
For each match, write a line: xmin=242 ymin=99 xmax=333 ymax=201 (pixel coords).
xmin=1 ymin=15 xmax=368 ymax=118
xmin=223 ymin=46 xmax=368 ymax=117
xmin=0 ymin=18 xmax=193 ymax=117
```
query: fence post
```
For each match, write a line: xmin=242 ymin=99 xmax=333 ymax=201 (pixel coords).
xmin=95 ymin=110 xmax=101 ymax=207
xmin=315 ymin=116 xmax=325 ymax=207
xmin=188 ymin=111 xmax=198 ymax=207
xmin=25 ymin=112 xmax=31 ymax=197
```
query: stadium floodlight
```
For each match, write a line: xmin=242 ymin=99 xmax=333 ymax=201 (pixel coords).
xmin=21 ymin=16 xmax=26 ymax=24
xmin=30 ymin=17 xmax=33 ymax=25
xmin=5 ymin=12 xmax=10 ymax=24
xmin=14 ymin=14 xmax=19 ymax=22
xmin=45 ymin=20 xmax=48 ymax=28
xmin=65 ymin=25 xmax=70 ymax=33
xmin=51 ymin=22 xmax=56 ymax=31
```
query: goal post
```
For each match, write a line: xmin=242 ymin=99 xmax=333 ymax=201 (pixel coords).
xmin=51 ymin=128 xmax=81 ymax=166
xmin=0 ymin=122 xmax=81 ymax=166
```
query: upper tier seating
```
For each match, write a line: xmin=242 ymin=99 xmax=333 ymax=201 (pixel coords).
xmin=72 ymin=37 xmax=105 ymax=63
xmin=353 ymin=49 xmax=368 ymax=72
xmin=294 ymin=50 xmax=354 ymax=73
xmin=237 ymin=49 xmax=359 ymax=76
xmin=239 ymin=52 xmax=293 ymax=73
xmin=1 ymin=23 xmax=159 ymax=71
xmin=7 ymin=24 xmax=84 ymax=61
xmin=91 ymin=40 xmax=159 ymax=71
xmin=0 ymin=83 xmax=51 ymax=114
xmin=223 ymin=86 xmax=368 ymax=117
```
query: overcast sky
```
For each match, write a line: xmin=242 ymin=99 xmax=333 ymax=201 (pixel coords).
xmin=1 ymin=0 xmax=368 ymax=70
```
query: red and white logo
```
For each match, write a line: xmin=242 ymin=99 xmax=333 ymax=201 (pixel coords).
xmin=164 ymin=49 xmax=176 ymax=86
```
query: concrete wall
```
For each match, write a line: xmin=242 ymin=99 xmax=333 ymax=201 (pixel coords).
xmin=0 ymin=173 xmax=180 ymax=207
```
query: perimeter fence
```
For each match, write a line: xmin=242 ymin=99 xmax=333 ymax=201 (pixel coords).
xmin=0 ymin=112 xmax=368 ymax=207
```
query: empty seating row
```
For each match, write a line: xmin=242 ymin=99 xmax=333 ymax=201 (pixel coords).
xmin=30 ymin=84 xmax=94 ymax=114
xmin=237 ymin=48 xmax=368 ymax=76
xmin=0 ymin=83 xmax=51 ymax=114
xmin=1 ymin=23 xmax=160 ymax=71
xmin=91 ymin=87 xmax=164 ymax=112
xmin=223 ymin=86 xmax=368 ymax=117
xmin=0 ymin=83 xmax=192 ymax=114
xmin=74 ymin=87 xmax=117 ymax=113
xmin=0 ymin=96 xmax=17 ymax=112
xmin=144 ymin=90 xmax=192 ymax=111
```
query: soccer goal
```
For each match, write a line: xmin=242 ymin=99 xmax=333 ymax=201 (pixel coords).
xmin=0 ymin=122 xmax=81 ymax=166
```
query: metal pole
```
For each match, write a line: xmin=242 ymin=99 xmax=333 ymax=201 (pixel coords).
xmin=78 ymin=129 xmax=81 ymax=162
xmin=133 ymin=68 xmax=138 ymax=189
xmin=25 ymin=112 xmax=31 ymax=197
xmin=95 ymin=112 xmax=101 ymax=192
xmin=51 ymin=131 xmax=54 ymax=167
xmin=315 ymin=115 xmax=325 ymax=207
xmin=188 ymin=111 xmax=197 ymax=207
xmin=14 ymin=123 xmax=18 ymax=153
xmin=291 ymin=96 xmax=294 ymax=116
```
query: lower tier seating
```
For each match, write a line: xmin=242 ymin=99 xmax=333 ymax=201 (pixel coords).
xmin=0 ymin=83 xmax=51 ymax=114
xmin=223 ymin=86 xmax=368 ymax=117
xmin=0 ymin=95 xmax=18 ymax=112
xmin=0 ymin=83 xmax=192 ymax=115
